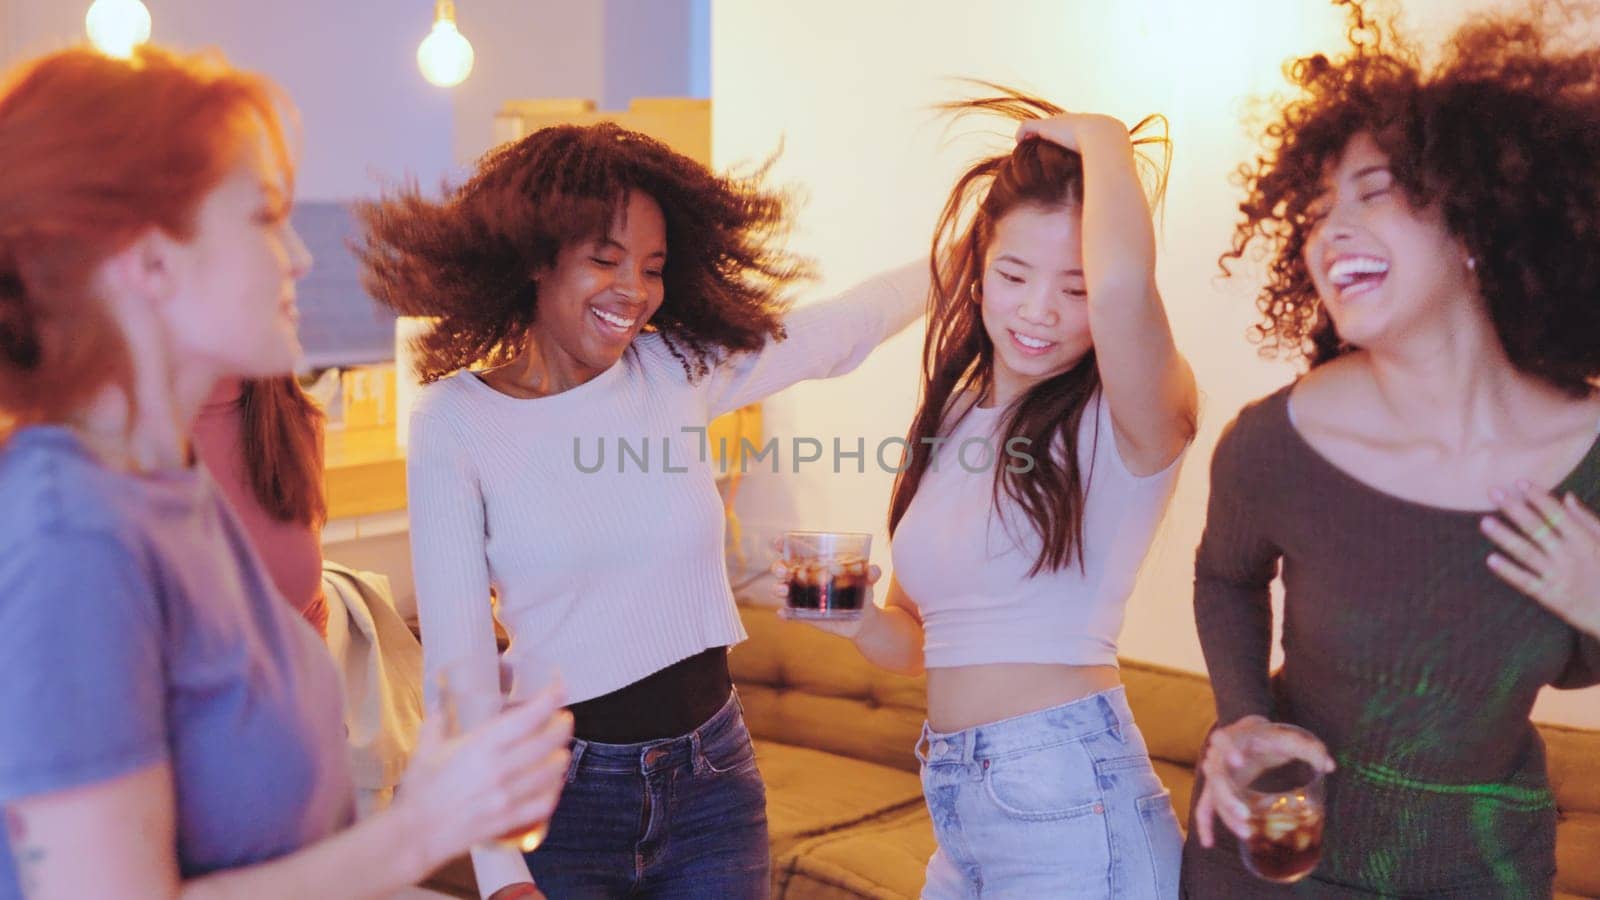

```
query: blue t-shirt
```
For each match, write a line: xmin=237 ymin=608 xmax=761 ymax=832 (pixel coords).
xmin=0 ymin=427 xmax=353 ymax=895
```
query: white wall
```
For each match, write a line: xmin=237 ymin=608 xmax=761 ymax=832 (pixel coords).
xmin=713 ymin=0 xmax=1600 ymax=729
xmin=687 ymin=0 xmax=710 ymax=99
xmin=0 ymin=0 xmax=16 ymax=62
xmin=602 ymin=0 xmax=701 ymax=109
xmin=448 ymin=0 xmax=607 ymax=172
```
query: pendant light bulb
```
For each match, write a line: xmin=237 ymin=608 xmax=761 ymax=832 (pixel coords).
xmin=85 ymin=0 xmax=152 ymax=59
xmin=418 ymin=0 xmax=475 ymax=88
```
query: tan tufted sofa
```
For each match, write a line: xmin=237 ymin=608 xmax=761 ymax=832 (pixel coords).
xmin=422 ymin=601 xmax=1600 ymax=898
xmin=732 ymin=603 xmax=1600 ymax=900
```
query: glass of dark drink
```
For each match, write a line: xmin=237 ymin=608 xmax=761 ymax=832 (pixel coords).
xmin=1228 ymin=724 xmax=1326 ymax=884
xmin=435 ymin=653 xmax=561 ymax=854
xmin=778 ymin=530 xmax=872 ymax=621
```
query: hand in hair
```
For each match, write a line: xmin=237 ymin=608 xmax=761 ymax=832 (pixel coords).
xmin=1014 ymin=112 xmax=1131 ymax=154
xmin=1018 ymin=110 xmax=1196 ymax=475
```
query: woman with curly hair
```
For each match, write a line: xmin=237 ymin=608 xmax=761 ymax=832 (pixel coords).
xmin=784 ymin=88 xmax=1196 ymax=898
xmin=357 ymin=124 xmax=926 ymax=897
xmin=1185 ymin=1 xmax=1600 ymax=895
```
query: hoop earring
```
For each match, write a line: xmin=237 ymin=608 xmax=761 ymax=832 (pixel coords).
xmin=968 ymin=281 xmax=982 ymax=303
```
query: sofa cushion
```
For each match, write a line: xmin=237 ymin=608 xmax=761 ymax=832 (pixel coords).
xmin=1544 ymin=721 xmax=1600 ymax=816
xmin=771 ymin=758 xmax=1192 ymax=900
xmin=1554 ymin=810 xmax=1600 ymax=900
xmin=1152 ymin=758 xmax=1195 ymax=835
xmin=1121 ymin=659 xmax=1216 ymax=768
xmin=777 ymin=809 xmax=935 ymax=900
xmin=757 ymin=739 xmax=926 ymax=860
xmin=733 ymin=604 xmax=1224 ymax=777
xmin=1542 ymin=720 xmax=1600 ymax=899
xmin=735 ymin=604 xmax=927 ymax=774
xmin=735 ymin=602 xmax=1600 ymax=898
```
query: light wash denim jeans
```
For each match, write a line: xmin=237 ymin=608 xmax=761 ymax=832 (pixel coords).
xmin=917 ymin=686 xmax=1182 ymax=899
xmin=523 ymin=691 xmax=769 ymax=898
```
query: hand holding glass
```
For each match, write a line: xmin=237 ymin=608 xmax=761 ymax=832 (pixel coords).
xmin=776 ymin=531 xmax=872 ymax=621
xmin=1224 ymin=724 xmax=1327 ymax=883
xmin=435 ymin=654 xmax=562 ymax=853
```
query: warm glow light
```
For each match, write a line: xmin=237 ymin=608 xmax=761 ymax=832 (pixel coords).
xmin=84 ymin=0 xmax=151 ymax=59
xmin=393 ymin=316 xmax=439 ymax=449
xmin=417 ymin=0 xmax=475 ymax=88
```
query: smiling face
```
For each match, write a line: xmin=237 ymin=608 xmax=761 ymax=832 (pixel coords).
xmin=1302 ymin=132 xmax=1478 ymax=352
xmin=978 ymin=202 xmax=1094 ymax=405
xmin=161 ymin=135 xmax=312 ymax=379
xmin=528 ymin=189 xmax=667 ymax=385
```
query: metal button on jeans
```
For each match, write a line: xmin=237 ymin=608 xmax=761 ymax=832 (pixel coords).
xmin=933 ymin=740 xmax=950 ymax=755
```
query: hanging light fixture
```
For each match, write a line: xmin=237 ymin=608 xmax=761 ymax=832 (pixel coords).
xmin=85 ymin=0 xmax=152 ymax=59
xmin=417 ymin=0 xmax=475 ymax=88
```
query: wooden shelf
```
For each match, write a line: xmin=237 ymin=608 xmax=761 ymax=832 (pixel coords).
xmin=322 ymin=425 xmax=406 ymax=521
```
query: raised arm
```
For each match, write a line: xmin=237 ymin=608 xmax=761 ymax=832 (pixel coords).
xmin=1016 ymin=114 xmax=1197 ymax=475
xmin=704 ymin=261 xmax=929 ymax=418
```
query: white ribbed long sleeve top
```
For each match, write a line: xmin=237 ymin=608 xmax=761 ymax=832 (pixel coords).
xmin=405 ymin=264 xmax=926 ymax=895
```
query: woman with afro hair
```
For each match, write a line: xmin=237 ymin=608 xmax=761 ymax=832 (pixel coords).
xmin=357 ymin=124 xmax=927 ymax=898
xmin=1184 ymin=1 xmax=1600 ymax=896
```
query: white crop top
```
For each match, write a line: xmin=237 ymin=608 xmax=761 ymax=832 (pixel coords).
xmin=890 ymin=390 xmax=1183 ymax=669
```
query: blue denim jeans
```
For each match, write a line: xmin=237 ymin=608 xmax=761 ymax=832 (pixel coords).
xmin=523 ymin=691 xmax=770 ymax=898
xmin=917 ymin=686 xmax=1182 ymax=899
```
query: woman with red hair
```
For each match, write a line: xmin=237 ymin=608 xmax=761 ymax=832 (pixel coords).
xmin=0 ymin=46 xmax=572 ymax=897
